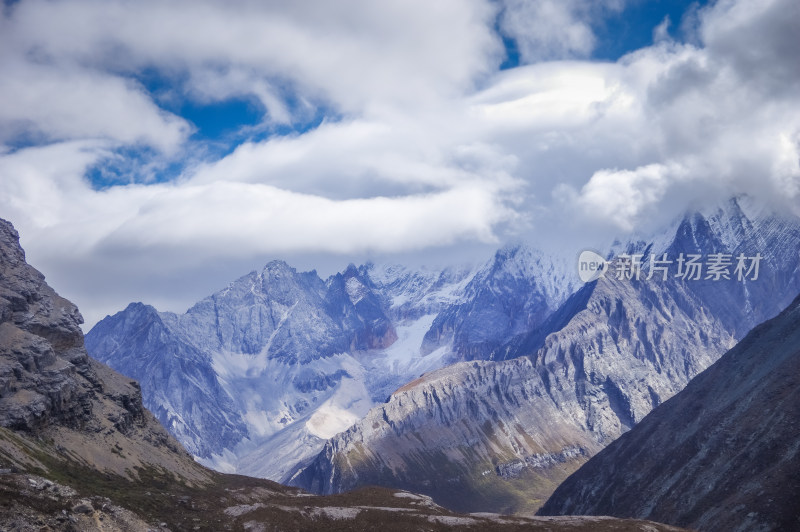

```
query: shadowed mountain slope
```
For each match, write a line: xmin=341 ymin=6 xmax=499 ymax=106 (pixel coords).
xmin=539 ymin=292 xmax=800 ymax=532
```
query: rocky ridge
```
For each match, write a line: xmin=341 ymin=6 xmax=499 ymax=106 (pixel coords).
xmin=538 ymin=292 xmax=800 ymax=532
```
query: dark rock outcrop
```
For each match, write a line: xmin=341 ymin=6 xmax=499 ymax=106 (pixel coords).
xmin=0 ymin=219 xmax=141 ymax=434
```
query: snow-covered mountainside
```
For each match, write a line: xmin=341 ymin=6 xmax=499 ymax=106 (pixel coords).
xmin=85 ymin=258 xmax=486 ymax=479
xmin=289 ymin=198 xmax=800 ymax=513
xmin=421 ymin=245 xmax=578 ymax=362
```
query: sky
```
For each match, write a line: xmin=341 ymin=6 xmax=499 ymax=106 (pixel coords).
xmin=1 ymin=0 xmax=799 ymax=329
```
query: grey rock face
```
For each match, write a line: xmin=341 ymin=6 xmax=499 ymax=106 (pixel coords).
xmin=289 ymin=356 xmax=603 ymax=514
xmin=659 ymin=198 xmax=800 ymax=339
xmin=539 ymin=293 xmax=800 ymax=532
xmin=171 ymin=260 xmax=365 ymax=363
xmin=325 ymin=264 xmax=397 ymax=351
xmin=84 ymin=301 xmax=247 ymax=458
xmin=421 ymin=245 xmax=575 ymax=362
xmin=0 ymin=219 xmax=116 ymax=432
xmin=0 ymin=218 xmax=190 ymax=465
xmin=290 ymin=200 xmax=800 ymax=514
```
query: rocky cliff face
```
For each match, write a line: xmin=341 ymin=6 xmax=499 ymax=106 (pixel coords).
xmin=165 ymin=260 xmax=396 ymax=363
xmin=0 ymin=218 xmax=205 ymax=481
xmin=327 ymin=264 xmax=398 ymax=350
xmin=0 ymin=218 xmax=147 ymax=439
xmin=421 ymin=245 xmax=576 ymax=362
xmin=290 ymin=199 xmax=800 ymax=514
xmin=539 ymin=293 xmax=800 ymax=532
xmin=84 ymin=301 xmax=248 ymax=458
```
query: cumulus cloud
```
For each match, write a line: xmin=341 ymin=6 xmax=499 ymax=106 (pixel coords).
xmin=498 ymin=0 xmax=626 ymax=61
xmin=700 ymin=0 xmax=800 ymax=96
xmin=539 ymin=0 xmax=800 ymax=236
xmin=2 ymin=0 xmax=501 ymax=118
xmin=568 ymin=163 xmax=689 ymax=231
xmin=0 ymin=0 xmax=799 ymax=326
xmin=0 ymin=56 xmax=191 ymax=151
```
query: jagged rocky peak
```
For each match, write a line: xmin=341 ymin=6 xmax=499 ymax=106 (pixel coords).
xmin=326 ymin=263 xmax=397 ymax=350
xmin=614 ymin=195 xmax=790 ymax=259
xmin=0 ymin=223 xmax=84 ymax=353
xmin=363 ymin=261 xmax=476 ymax=321
xmin=176 ymin=259 xmax=344 ymax=362
xmin=339 ymin=263 xmax=381 ymax=310
xmin=176 ymin=257 xmax=397 ymax=360
xmin=263 ymin=258 xmax=296 ymax=274
xmin=86 ymin=297 xmax=248 ymax=459
xmin=420 ymin=242 xmax=575 ymax=361
xmin=259 ymin=259 xmax=326 ymax=302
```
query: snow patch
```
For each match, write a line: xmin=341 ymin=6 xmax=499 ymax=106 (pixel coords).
xmin=310 ymin=507 xmax=361 ymax=520
xmin=224 ymin=504 xmax=265 ymax=517
xmin=345 ymin=276 xmax=367 ymax=305
xmin=427 ymin=515 xmax=479 ymax=525
xmin=306 ymin=376 xmax=373 ymax=439
xmin=358 ymin=314 xmax=454 ymax=401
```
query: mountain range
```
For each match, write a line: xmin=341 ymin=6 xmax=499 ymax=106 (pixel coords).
xmin=291 ymin=198 xmax=800 ymax=513
xmin=84 ymin=197 xmax=800 ymax=514
xmin=0 ymin=217 xmax=688 ymax=531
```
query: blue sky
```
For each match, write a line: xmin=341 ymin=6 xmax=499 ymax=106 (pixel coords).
xmin=593 ymin=0 xmax=707 ymax=58
xmin=0 ymin=0 xmax=797 ymax=327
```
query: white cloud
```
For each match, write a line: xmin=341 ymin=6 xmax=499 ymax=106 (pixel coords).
xmin=498 ymin=0 xmax=627 ymax=61
xmin=0 ymin=0 xmax=799 ymax=327
xmin=2 ymin=0 xmax=502 ymax=118
xmin=653 ymin=16 xmax=671 ymax=43
xmin=99 ymin=181 xmax=509 ymax=256
xmin=567 ymin=163 xmax=690 ymax=232
xmin=0 ymin=56 xmax=190 ymax=151
xmin=0 ymin=139 xmax=515 ymax=326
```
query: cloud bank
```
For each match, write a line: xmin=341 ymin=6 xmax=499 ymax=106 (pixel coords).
xmin=0 ymin=0 xmax=798 ymax=326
